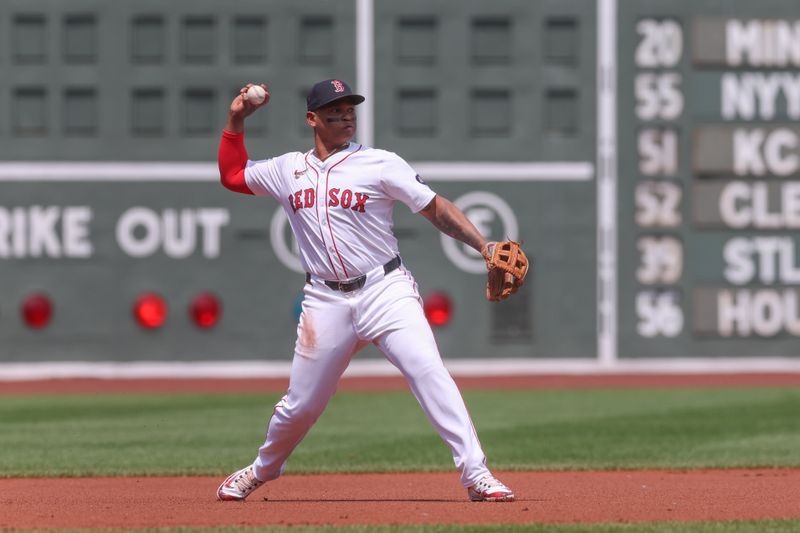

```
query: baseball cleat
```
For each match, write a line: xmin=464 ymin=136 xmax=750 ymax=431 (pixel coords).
xmin=216 ymin=465 xmax=264 ymax=501
xmin=467 ymin=475 xmax=515 ymax=502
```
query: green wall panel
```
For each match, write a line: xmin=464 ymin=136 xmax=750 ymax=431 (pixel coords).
xmin=0 ymin=178 xmax=595 ymax=361
xmin=0 ymin=0 xmax=357 ymax=160
xmin=374 ymin=0 xmax=596 ymax=161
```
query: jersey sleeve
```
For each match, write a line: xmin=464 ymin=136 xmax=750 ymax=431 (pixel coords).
xmin=380 ymin=152 xmax=436 ymax=213
xmin=244 ymin=154 xmax=293 ymax=197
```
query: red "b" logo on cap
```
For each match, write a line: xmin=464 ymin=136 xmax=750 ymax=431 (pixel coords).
xmin=331 ymin=80 xmax=345 ymax=93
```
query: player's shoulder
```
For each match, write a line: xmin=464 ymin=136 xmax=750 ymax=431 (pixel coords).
xmin=275 ymin=151 xmax=306 ymax=163
xmin=357 ymin=146 xmax=399 ymax=159
xmin=356 ymin=146 xmax=408 ymax=165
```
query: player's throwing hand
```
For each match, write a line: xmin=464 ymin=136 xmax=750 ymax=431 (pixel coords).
xmin=229 ymin=83 xmax=270 ymax=118
xmin=225 ymin=83 xmax=269 ymax=133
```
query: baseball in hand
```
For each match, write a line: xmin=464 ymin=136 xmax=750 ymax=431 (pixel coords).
xmin=245 ymin=85 xmax=267 ymax=105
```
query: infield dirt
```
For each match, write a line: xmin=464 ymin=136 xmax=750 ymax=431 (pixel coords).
xmin=2 ymin=469 xmax=800 ymax=530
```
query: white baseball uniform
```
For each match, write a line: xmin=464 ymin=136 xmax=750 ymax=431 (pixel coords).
xmin=244 ymin=142 xmax=491 ymax=487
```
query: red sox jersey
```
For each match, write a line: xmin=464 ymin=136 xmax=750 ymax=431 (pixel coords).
xmin=245 ymin=143 xmax=436 ymax=280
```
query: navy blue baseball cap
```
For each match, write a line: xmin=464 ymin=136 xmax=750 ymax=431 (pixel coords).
xmin=306 ymin=79 xmax=365 ymax=111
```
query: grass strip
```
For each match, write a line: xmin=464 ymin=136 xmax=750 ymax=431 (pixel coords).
xmin=0 ymin=387 xmax=798 ymax=476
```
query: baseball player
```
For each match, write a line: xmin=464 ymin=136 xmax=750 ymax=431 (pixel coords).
xmin=216 ymin=79 xmax=516 ymax=502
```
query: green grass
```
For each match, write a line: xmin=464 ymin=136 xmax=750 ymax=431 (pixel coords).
xmin=7 ymin=520 xmax=800 ymax=532
xmin=1 ymin=387 xmax=799 ymax=477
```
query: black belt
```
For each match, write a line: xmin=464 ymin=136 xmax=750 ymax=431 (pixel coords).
xmin=306 ymin=256 xmax=401 ymax=293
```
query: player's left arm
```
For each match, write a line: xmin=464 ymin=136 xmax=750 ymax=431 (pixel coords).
xmin=419 ymin=195 xmax=487 ymax=253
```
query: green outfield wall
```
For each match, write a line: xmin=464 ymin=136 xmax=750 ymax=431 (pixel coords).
xmin=1 ymin=0 xmax=799 ymax=364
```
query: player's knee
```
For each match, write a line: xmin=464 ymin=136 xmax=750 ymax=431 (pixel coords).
xmin=401 ymin=355 xmax=443 ymax=377
xmin=281 ymin=398 xmax=326 ymax=424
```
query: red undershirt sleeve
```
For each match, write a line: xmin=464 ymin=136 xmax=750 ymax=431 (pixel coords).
xmin=218 ymin=130 xmax=254 ymax=195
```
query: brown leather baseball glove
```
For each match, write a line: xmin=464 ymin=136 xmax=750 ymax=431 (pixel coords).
xmin=482 ymin=241 xmax=529 ymax=301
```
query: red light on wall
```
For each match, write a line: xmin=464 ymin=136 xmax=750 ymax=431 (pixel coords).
xmin=189 ymin=292 xmax=221 ymax=329
xmin=423 ymin=291 xmax=453 ymax=327
xmin=134 ymin=292 xmax=167 ymax=329
xmin=21 ymin=293 xmax=53 ymax=329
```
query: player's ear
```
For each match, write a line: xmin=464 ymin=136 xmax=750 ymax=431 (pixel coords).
xmin=306 ymin=111 xmax=317 ymax=128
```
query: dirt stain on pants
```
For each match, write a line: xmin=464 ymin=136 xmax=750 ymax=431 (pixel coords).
xmin=298 ymin=311 xmax=317 ymax=353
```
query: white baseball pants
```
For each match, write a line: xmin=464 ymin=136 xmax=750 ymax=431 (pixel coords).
xmin=251 ymin=263 xmax=490 ymax=487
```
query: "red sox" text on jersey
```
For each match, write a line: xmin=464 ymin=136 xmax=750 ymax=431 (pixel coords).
xmin=288 ymin=188 xmax=369 ymax=214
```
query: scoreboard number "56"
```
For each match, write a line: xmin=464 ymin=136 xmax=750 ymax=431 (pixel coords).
xmin=636 ymin=290 xmax=684 ymax=338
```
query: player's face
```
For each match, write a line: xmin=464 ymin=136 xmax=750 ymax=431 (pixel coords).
xmin=310 ymin=98 xmax=358 ymax=143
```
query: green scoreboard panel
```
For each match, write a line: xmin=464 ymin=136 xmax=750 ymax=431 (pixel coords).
xmin=618 ymin=0 xmax=800 ymax=357
xmin=0 ymin=0 xmax=599 ymax=362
